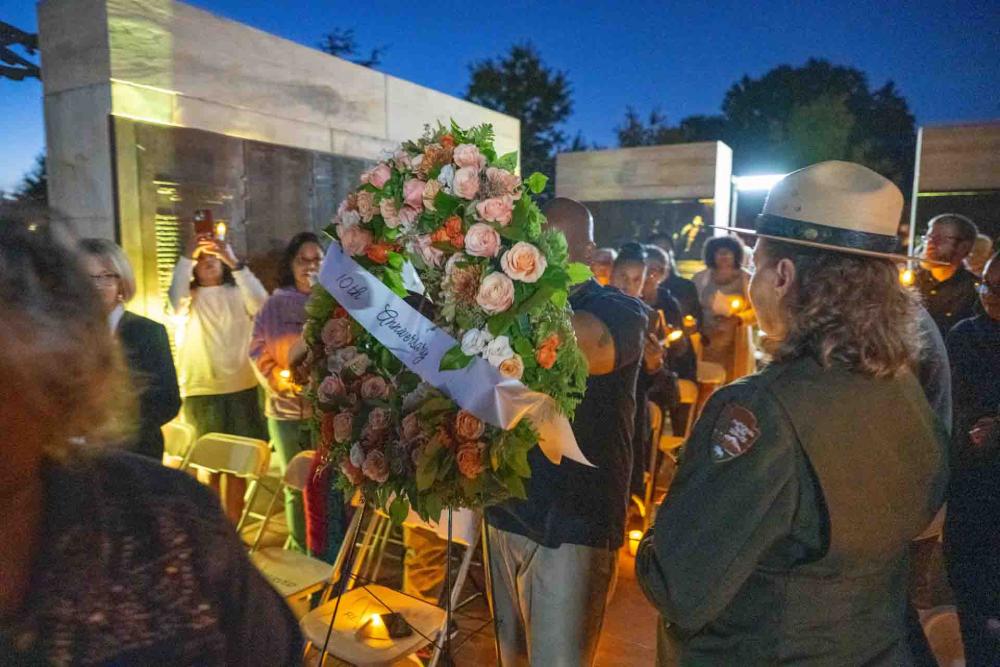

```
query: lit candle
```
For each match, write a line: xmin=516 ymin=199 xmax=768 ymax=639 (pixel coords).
xmin=683 ymin=315 xmax=696 ymax=328
xmin=215 ymin=221 xmax=227 ymax=240
xmin=729 ymin=297 xmax=744 ymax=313
xmin=628 ymin=529 xmax=643 ymax=556
xmin=667 ymin=329 xmax=684 ymax=343
xmin=279 ymin=369 xmax=291 ymax=380
xmin=899 ymin=268 xmax=914 ymax=286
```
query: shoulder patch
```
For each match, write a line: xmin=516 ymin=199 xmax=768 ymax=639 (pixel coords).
xmin=710 ymin=403 xmax=761 ymax=463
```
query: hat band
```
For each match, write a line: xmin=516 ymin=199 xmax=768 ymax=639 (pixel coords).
xmin=756 ymin=214 xmax=900 ymax=253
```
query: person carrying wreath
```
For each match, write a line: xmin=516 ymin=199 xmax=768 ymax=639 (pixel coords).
xmin=636 ymin=161 xmax=949 ymax=666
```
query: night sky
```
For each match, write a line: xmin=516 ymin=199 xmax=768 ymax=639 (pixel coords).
xmin=1 ymin=0 xmax=997 ymax=192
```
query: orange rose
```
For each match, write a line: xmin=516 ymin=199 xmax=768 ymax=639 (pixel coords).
xmin=366 ymin=243 xmax=391 ymax=264
xmin=444 ymin=215 xmax=463 ymax=237
xmin=535 ymin=334 xmax=560 ymax=369
xmin=431 ymin=227 xmax=451 ymax=244
xmin=449 ymin=233 xmax=465 ymax=249
xmin=440 ymin=134 xmax=455 ymax=149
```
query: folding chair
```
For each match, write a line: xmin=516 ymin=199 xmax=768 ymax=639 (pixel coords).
xmin=301 ymin=506 xmax=481 ymax=667
xmin=179 ymin=432 xmax=270 ymax=534
xmin=919 ymin=605 xmax=964 ymax=666
xmin=642 ymin=379 xmax=699 ymax=530
xmin=248 ymin=450 xmax=334 ymax=601
xmin=161 ymin=419 xmax=197 ymax=468
xmin=690 ymin=331 xmax=727 ymax=418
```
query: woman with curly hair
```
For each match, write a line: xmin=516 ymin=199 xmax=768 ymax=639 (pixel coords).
xmin=693 ymin=235 xmax=755 ymax=382
xmin=637 ymin=162 xmax=949 ymax=666
xmin=0 ymin=204 xmax=300 ymax=665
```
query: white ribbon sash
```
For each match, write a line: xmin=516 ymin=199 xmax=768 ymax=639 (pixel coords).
xmin=318 ymin=242 xmax=593 ymax=467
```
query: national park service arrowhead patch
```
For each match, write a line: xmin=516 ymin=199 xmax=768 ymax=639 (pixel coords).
xmin=710 ymin=404 xmax=761 ymax=463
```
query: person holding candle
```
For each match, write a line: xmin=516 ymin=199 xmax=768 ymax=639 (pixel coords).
xmin=249 ymin=232 xmax=323 ymax=553
xmin=692 ymin=236 xmax=755 ymax=382
xmin=636 ymin=162 xmax=949 ymax=665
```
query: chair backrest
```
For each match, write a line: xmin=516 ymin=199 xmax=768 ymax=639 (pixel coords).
xmin=182 ymin=433 xmax=270 ymax=478
xmin=677 ymin=379 xmax=699 ymax=405
xmin=283 ymin=450 xmax=317 ymax=491
xmin=403 ymin=506 xmax=480 ymax=547
xmin=162 ymin=420 xmax=197 ymax=458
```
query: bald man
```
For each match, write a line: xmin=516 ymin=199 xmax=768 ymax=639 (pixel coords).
xmin=485 ymin=198 xmax=648 ymax=665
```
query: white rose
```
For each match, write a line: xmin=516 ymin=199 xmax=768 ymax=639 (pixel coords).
xmin=337 ymin=209 xmax=361 ymax=228
xmin=461 ymin=328 xmax=494 ymax=356
xmin=350 ymin=442 xmax=365 ymax=468
xmin=483 ymin=335 xmax=515 ymax=367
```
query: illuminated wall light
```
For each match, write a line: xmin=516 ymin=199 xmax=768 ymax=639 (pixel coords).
xmin=733 ymin=174 xmax=786 ymax=192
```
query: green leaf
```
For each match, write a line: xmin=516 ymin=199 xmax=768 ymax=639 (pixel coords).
xmin=507 ymin=445 xmax=532 ymax=478
xmin=525 ymin=172 xmax=549 ymax=195
xmin=389 ymin=496 xmax=410 ymax=525
xmin=566 ymin=262 xmax=593 ymax=285
xmin=416 ymin=456 xmax=440 ymax=491
xmin=489 ymin=444 xmax=502 ymax=471
xmin=487 ymin=309 xmax=517 ymax=336
xmin=550 ymin=289 xmax=568 ymax=309
xmin=433 ymin=190 xmax=461 ymax=217
xmin=387 ymin=251 xmax=405 ymax=270
xmin=498 ymin=224 xmax=528 ymax=242
xmin=506 ymin=474 xmax=527 ymax=500
xmin=518 ymin=285 xmax=556 ymax=315
xmin=439 ymin=344 xmax=473 ymax=371
xmin=423 ymin=493 xmax=443 ymax=522
xmin=495 ymin=151 xmax=518 ymax=171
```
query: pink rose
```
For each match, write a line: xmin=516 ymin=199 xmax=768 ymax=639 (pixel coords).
xmin=318 ymin=373 xmax=345 ymax=403
xmin=365 ymin=163 xmax=392 ymax=189
xmin=476 ymin=272 xmax=515 ymax=314
xmin=334 ymin=412 xmax=354 ymax=443
xmin=367 ymin=407 xmax=392 ymax=433
xmin=413 ymin=234 xmax=445 ymax=268
xmin=379 ymin=198 xmax=400 ymax=228
xmin=340 ymin=458 xmax=364 ymax=485
xmin=453 ymin=166 xmax=480 ymax=200
xmin=322 ymin=317 xmax=353 ymax=348
xmin=476 ymin=196 xmax=514 ymax=226
xmin=499 ymin=354 xmax=525 ymax=380
xmin=422 ymin=180 xmax=441 ymax=211
xmin=402 ymin=412 xmax=422 ymax=441
xmin=500 ymin=242 xmax=547 ymax=283
xmin=465 ymin=223 xmax=502 ymax=258
xmin=356 ymin=191 xmax=377 ymax=222
xmin=486 ymin=167 xmax=522 ymax=199
xmin=362 ymin=450 xmax=390 ymax=483
xmin=360 ymin=375 xmax=391 ymax=400
xmin=456 ymin=441 xmax=487 ymax=479
xmin=454 ymin=410 xmax=485 ymax=441
xmin=398 ymin=206 xmax=419 ymax=229
xmin=339 ymin=224 xmax=374 ymax=257
xmin=403 ymin=178 xmax=426 ymax=211
xmin=453 ymin=144 xmax=486 ymax=171
xmin=393 ymin=150 xmax=412 ymax=170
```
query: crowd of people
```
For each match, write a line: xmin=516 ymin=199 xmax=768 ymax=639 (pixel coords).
xmin=0 ymin=156 xmax=997 ymax=666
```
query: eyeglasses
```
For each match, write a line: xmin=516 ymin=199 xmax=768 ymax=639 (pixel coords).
xmin=923 ymin=233 xmax=961 ymax=244
xmin=90 ymin=272 xmax=119 ymax=287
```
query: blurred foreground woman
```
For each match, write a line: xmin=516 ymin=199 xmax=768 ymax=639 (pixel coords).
xmin=0 ymin=205 xmax=300 ymax=666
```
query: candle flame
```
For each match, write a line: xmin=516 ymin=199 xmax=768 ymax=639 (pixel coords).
xmin=667 ymin=329 xmax=684 ymax=342
xmin=899 ymin=268 xmax=914 ymax=286
xmin=279 ymin=369 xmax=291 ymax=379
xmin=730 ymin=297 xmax=744 ymax=312
xmin=215 ymin=221 xmax=227 ymax=239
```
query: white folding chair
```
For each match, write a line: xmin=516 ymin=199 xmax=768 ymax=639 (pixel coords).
xmin=643 ymin=379 xmax=699 ymax=530
xmin=179 ymin=432 xmax=270 ymax=534
xmin=248 ymin=450 xmax=334 ymax=601
xmin=301 ymin=506 xmax=481 ymax=667
xmin=161 ymin=419 xmax=197 ymax=468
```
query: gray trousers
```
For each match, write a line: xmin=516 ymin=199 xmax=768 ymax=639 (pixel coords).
xmin=487 ymin=526 xmax=618 ymax=666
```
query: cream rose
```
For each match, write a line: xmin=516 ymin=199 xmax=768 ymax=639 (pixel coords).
xmin=422 ymin=179 xmax=441 ymax=211
xmin=356 ymin=191 xmax=377 ymax=222
xmin=367 ymin=407 xmax=392 ymax=433
xmin=338 ymin=224 xmax=373 ymax=257
xmin=456 ymin=441 xmax=487 ymax=479
xmin=500 ymin=242 xmax=547 ymax=283
xmin=360 ymin=374 xmax=391 ymax=400
xmin=453 ymin=143 xmax=486 ymax=171
xmin=362 ymin=450 xmax=390 ymax=483
xmin=475 ymin=196 xmax=514 ymax=226
xmin=465 ymin=223 xmax=502 ymax=258
xmin=379 ymin=198 xmax=400 ymax=228
xmin=475 ymin=272 xmax=515 ymax=314
xmin=318 ymin=373 xmax=345 ymax=403
xmin=401 ymin=412 xmax=422 ymax=441
xmin=499 ymin=354 xmax=525 ymax=380
xmin=453 ymin=166 xmax=480 ymax=200
xmin=322 ymin=317 xmax=353 ymax=349
xmin=334 ymin=412 xmax=354 ymax=444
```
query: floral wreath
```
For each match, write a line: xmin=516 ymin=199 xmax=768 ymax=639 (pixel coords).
xmin=304 ymin=122 xmax=590 ymax=521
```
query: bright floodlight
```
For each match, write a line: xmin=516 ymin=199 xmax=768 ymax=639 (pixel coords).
xmin=733 ymin=174 xmax=785 ymax=192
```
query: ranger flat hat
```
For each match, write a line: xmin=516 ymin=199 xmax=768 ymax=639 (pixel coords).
xmin=718 ymin=160 xmax=923 ymax=263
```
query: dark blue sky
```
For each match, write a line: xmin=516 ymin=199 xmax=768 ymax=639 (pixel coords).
xmin=1 ymin=0 xmax=997 ymax=191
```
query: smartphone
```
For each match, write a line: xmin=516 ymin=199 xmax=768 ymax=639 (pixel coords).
xmin=193 ymin=209 xmax=214 ymax=236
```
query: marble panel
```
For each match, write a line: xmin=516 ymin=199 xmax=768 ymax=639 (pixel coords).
xmin=37 ymin=0 xmax=111 ymax=95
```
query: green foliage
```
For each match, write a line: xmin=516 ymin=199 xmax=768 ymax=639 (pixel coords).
xmin=439 ymin=344 xmax=473 ymax=371
xmin=525 ymin=172 xmax=548 ymax=195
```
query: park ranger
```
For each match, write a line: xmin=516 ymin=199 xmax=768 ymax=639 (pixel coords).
xmin=636 ymin=161 xmax=950 ymax=666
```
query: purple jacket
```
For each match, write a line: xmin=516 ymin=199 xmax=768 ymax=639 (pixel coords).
xmin=249 ymin=287 xmax=311 ymax=420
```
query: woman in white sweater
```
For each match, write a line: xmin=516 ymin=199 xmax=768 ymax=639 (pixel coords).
xmin=168 ymin=232 xmax=269 ymax=445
